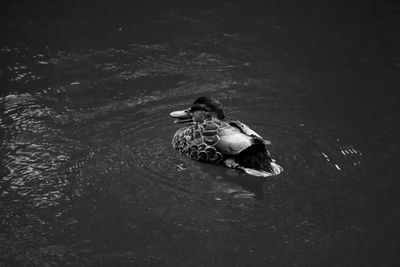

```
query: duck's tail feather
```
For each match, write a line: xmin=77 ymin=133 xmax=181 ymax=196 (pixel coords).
xmin=241 ymin=167 xmax=276 ymax=177
xmin=235 ymin=143 xmax=283 ymax=175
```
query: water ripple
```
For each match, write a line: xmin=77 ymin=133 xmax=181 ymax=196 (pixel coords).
xmin=0 ymin=39 xmax=370 ymax=266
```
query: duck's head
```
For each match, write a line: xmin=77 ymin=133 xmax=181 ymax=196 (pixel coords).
xmin=170 ymin=97 xmax=225 ymax=124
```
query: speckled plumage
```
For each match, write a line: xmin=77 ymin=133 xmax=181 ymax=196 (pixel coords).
xmin=172 ymin=118 xmax=263 ymax=165
xmin=170 ymin=97 xmax=283 ymax=177
xmin=172 ymin=119 xmax=225 ymax=164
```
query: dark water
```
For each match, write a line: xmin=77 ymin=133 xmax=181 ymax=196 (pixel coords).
xmin=1 ymin=1 xmax=400 ymax=266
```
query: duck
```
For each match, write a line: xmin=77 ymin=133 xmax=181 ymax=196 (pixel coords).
xmin=170 ymin=97 xmax=283 ymax=177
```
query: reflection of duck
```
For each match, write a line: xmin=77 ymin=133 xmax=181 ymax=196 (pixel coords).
xmin=170 ymin=97 xmax=283 ymax=177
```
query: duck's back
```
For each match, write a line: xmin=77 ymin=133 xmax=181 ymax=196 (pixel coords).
xmin=172 ymin=118 xmax=258 ymax=163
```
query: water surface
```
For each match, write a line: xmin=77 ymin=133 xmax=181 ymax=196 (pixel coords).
xmin=1 ymin=1 xmax=400 ymax=266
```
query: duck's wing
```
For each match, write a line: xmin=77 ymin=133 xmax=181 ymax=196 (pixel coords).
xmin=209 ymin=120 xmax=254 ymax=156
xmin=215 ymin=131 xmax=253 ymax=155
xmin=226 ymin=120 xmax=271 ymax=145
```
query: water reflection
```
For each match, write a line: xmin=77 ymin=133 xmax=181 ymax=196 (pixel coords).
xmin=1 ymin=95 xmax=67 ymax=202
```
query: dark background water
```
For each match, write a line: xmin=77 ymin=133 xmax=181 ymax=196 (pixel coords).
xmin=1 ymin=0 xmax=400 ymax=266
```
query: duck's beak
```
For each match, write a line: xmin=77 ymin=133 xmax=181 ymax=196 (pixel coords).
xmin=170 ymin=108 xmax=193 ymax=123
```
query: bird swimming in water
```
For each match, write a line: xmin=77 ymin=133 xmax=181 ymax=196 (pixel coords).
xmin=170 ymin=97 xmax=283 ymax=177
